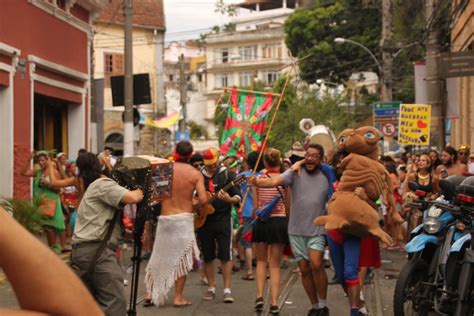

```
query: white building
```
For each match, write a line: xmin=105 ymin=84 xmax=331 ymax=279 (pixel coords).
xmin=203 ymin=0 xmax=303 ymax=137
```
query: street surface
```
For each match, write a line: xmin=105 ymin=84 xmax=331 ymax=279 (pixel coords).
xmin=0 ymin=237 xmax=406 ymax=315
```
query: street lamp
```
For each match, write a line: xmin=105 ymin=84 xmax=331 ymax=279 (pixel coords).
xmin=334 ymin=37 xmax=382 ymax=73
xmin=334 ymin=37 xmax=391 ymax=101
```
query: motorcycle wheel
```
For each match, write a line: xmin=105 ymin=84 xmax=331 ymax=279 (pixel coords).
xmin=394 ymin=258 xmax=429 ymax=316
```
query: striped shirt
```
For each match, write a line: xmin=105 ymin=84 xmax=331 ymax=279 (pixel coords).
xmin=257 ymin=170 xmax=286 ymax=217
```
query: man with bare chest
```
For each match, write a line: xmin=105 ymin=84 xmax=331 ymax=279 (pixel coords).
xmin=145 ymin=141 xmax=208 ymax=307
xmin=436 ymin=146 xmax=468 ymax=179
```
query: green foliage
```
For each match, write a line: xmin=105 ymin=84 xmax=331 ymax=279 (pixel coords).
xmin=285 ymin=0 xmax=381 ymax=83
xmin=215 ymin=0 xmax=237 ymax=16
xmin=0 ymin=197 xmax=44 ymax=234
xmin=188 ymin=120 xmax=209 ymax=140
xmin=223 ymin=23 xmax=236 ymax=32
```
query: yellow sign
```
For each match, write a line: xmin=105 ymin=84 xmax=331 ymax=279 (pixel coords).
xmin=398 ymin=104 xmax=431 ymax=145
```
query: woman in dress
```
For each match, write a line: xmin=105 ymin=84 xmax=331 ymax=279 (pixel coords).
xmin=252 ymin=148 xmax=289 ymax=314
xmin=21 ymin=151 xmax=66 ymax=252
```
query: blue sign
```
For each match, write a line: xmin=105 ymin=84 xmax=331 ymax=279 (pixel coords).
xmin=174 ymin=131 xmax=190 ymax=142
xmin=374 ymin=109 xmax=399 ymax=116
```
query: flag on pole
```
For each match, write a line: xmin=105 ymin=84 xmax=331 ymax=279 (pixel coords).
xmin=220 ymin=88 xmax=273 ymax=158
xmin=145 ymin=111 xmax=180 ymax=129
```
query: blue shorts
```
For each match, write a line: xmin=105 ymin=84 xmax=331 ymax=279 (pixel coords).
xmin=289 ymin=234 xmax=326 ymax=261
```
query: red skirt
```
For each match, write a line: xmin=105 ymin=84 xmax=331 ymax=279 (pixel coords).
xmin=359 ymin=236 xmax=381 ymax=269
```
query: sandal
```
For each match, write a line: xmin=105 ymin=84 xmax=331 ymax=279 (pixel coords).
xmin=173 ymin=300 xmax=192 ymax=308
xmin=242 ymin=274 xmax=254 ymax=281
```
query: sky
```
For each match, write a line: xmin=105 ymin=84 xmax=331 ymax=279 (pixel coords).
xmin=163 ymin=0 xmax=243 ymax=43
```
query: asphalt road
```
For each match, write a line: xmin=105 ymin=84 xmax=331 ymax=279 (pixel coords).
xmin=0 ymin=243 xmax=407 ymax=315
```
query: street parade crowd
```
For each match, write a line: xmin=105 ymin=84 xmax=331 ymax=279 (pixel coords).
xmin=2 ymin=133 xmax=474 ymax=316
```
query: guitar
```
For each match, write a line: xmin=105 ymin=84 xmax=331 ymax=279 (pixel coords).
xmin=194 ymin=175 xmax=246 ymax=229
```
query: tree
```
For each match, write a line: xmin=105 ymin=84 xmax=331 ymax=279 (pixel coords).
xmin=188 ymin=120 xmax=209 ymax=140
xmin=284 ymin=1 xmax=381 ymax=84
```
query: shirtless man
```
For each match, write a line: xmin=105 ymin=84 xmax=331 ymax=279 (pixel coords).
xmin=145 ymin=141 xmax=208 ymax=307
xmin=436 ymin=146 xmax=468 ymax=179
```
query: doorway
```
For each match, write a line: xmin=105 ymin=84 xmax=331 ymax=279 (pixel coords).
xmin=34 ymin=94 xmax=69 ymax=153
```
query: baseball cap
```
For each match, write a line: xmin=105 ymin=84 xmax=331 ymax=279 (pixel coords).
xmin=203 ymin=147 xmax=219 ymax=166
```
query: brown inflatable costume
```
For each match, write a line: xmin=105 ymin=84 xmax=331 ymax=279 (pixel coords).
xmin=314 ymin=126 xmax=394 ymax=245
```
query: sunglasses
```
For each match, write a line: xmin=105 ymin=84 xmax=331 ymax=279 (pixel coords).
xmin=192 ymin=163 xmax=204 ymax=168
xmin=459 ymin=152 xmax=469 ymax=156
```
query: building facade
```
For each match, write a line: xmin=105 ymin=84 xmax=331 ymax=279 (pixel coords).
xmin=449 ymin=0 xmax=473 ymax=148
xmin=0 ymin=0 xmax=108 ymax=198
xmin=164 ymin=41 xmax=208 ymax=137
xmin=204 ymin=0 xmax=301 ymax=137
xmin=93 ymin=0 xmax=166 ymax=156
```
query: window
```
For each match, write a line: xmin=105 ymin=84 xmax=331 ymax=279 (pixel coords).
xmin=239 ymin=72 xmax=253 ymax=87
xmin=220 ymin=49 xmax=229 ymax=63
xmin=215 ymin=73 xmax=231 ymax=88
xmin=104 ymin=53 xmax=124 ymax=88
xmin=169 ymin=74 xmax=174 ymax=82
xmin=262 ymin=70 xmax=281 ymax=86
xmin=238 ymin=46 xmax=258 ymax=61
xmin=262 ymin=44 xmax=282 ymax=59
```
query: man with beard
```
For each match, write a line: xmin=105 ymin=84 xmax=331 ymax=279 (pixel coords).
xmin=249 ymin=144 xmax=335 ymax=316
xmin=435 ymin=146 xmax=468 ymax=179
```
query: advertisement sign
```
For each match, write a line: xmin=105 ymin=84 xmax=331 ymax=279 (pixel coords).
xmin=398 ymin=104 xmax=431 ymax=145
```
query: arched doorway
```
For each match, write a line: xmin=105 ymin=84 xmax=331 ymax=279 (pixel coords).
xmin=104 ymin=132 xmax=124 ymax=156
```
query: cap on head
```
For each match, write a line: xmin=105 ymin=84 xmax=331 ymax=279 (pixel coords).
xmin=203 ymin=147 xmax=219 ymax=166
xmin=459 ymin=144 xmax=470 ymax=152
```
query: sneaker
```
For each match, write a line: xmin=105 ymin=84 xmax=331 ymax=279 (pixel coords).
xmin=318 ymin=307 xmax=329 ymax=316
xmin=270 ymin=305 xmax=280 ymax=314
xmin=202 ymin=290 xmax=215 ymax=301
xmin=358 ymin=306 xmax=369 ymax=315
xmin=254 ymin=297 xmax=264 ymax=310
xmin=223 ymin=292 xmax=234 ymax=303
xmin=307 ymin=308 xmax=320 ymax=316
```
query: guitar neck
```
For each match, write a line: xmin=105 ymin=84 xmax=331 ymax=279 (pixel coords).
xmin=207 ymin=177 xmax=242 ymax=204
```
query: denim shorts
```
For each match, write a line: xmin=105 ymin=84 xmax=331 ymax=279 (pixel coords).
xmin=289 ymin=234 xmax=327 ymax=261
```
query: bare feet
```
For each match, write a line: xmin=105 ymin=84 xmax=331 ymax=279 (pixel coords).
xmin=173 ymin=297 xmax=192 ymax=307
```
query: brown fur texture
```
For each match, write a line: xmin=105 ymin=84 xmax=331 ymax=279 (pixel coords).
xmin=314 ymin=126 xmax=394 ymax=245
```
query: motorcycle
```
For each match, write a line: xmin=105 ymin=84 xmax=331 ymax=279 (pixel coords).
xmin=439 ymin=176 xmax=474 ymax=316
xmin=393 ymin=176 xmax=466 ymax=316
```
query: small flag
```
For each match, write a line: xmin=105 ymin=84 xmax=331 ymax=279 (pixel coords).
xmin=145 ymin=111 xmax=180 ymax=129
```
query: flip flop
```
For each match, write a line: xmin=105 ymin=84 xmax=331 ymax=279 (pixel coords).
xmin=242 ymin=274 xmax=254 ymax=281
xmin=173 ymin=300 xmax=192 ymax=308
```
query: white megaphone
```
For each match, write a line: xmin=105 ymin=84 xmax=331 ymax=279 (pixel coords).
xmin=299 ymin=119 xmax=336 ymax=159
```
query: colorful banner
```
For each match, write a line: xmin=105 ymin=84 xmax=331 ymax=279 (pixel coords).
xmin=398 ymin=104 xmax=431 ymax=145
xmin=220 ymin=88 xmax=274 ymax=158
xmin=145 ymin=111 xmax=180 ymax=129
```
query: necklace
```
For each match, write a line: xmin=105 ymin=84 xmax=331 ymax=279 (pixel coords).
xmin=418 ymin=172 xmax=429 ymax=180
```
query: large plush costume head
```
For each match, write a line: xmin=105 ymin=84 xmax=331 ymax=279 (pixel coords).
xmin=338 ymin=126 xmax=381 ymax=160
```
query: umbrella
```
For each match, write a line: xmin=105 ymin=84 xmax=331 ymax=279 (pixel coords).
xmin=241 ymin=195 xmax=282 ymax=243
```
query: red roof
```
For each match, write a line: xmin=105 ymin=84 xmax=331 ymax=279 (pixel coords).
xmin=97 ymin=0 xmax=165 ymax=30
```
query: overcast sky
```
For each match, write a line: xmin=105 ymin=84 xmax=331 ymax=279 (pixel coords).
xmin=163 ymin=0 xmax=243 ymax=43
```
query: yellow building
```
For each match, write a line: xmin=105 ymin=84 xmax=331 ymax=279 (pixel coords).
xmin=450 ymin=0 xmax=473 ymax=148
xmin=93 ymin=0 xmax=166 ymax=155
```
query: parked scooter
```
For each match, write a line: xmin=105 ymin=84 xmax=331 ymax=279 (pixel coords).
xmin=393 ymin=176 xmax=466 ymax=316
xmin=438 ymin=176 xmax=474 ymax=315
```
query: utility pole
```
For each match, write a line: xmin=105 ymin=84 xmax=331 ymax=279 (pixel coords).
xmin=380 ymin=0 xmax=393 ymax=102
xmin=123 ymin=0 xmax=134 ymax=156
xmin=425 ymin=0 xmax=445 ymax=148
xmin=178 ymin=53 xmax=187 ymax=132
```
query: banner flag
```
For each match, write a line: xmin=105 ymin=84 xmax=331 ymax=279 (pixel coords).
xmin=220 ymin=88 xmax=273 ymax=158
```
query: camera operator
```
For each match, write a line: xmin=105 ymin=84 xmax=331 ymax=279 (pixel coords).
xmin=70 ymin=152 xmax=143 ymax=316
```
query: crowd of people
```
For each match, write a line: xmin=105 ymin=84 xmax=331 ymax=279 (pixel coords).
xmin=12 ymin=140 xmax=474 ymax=315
